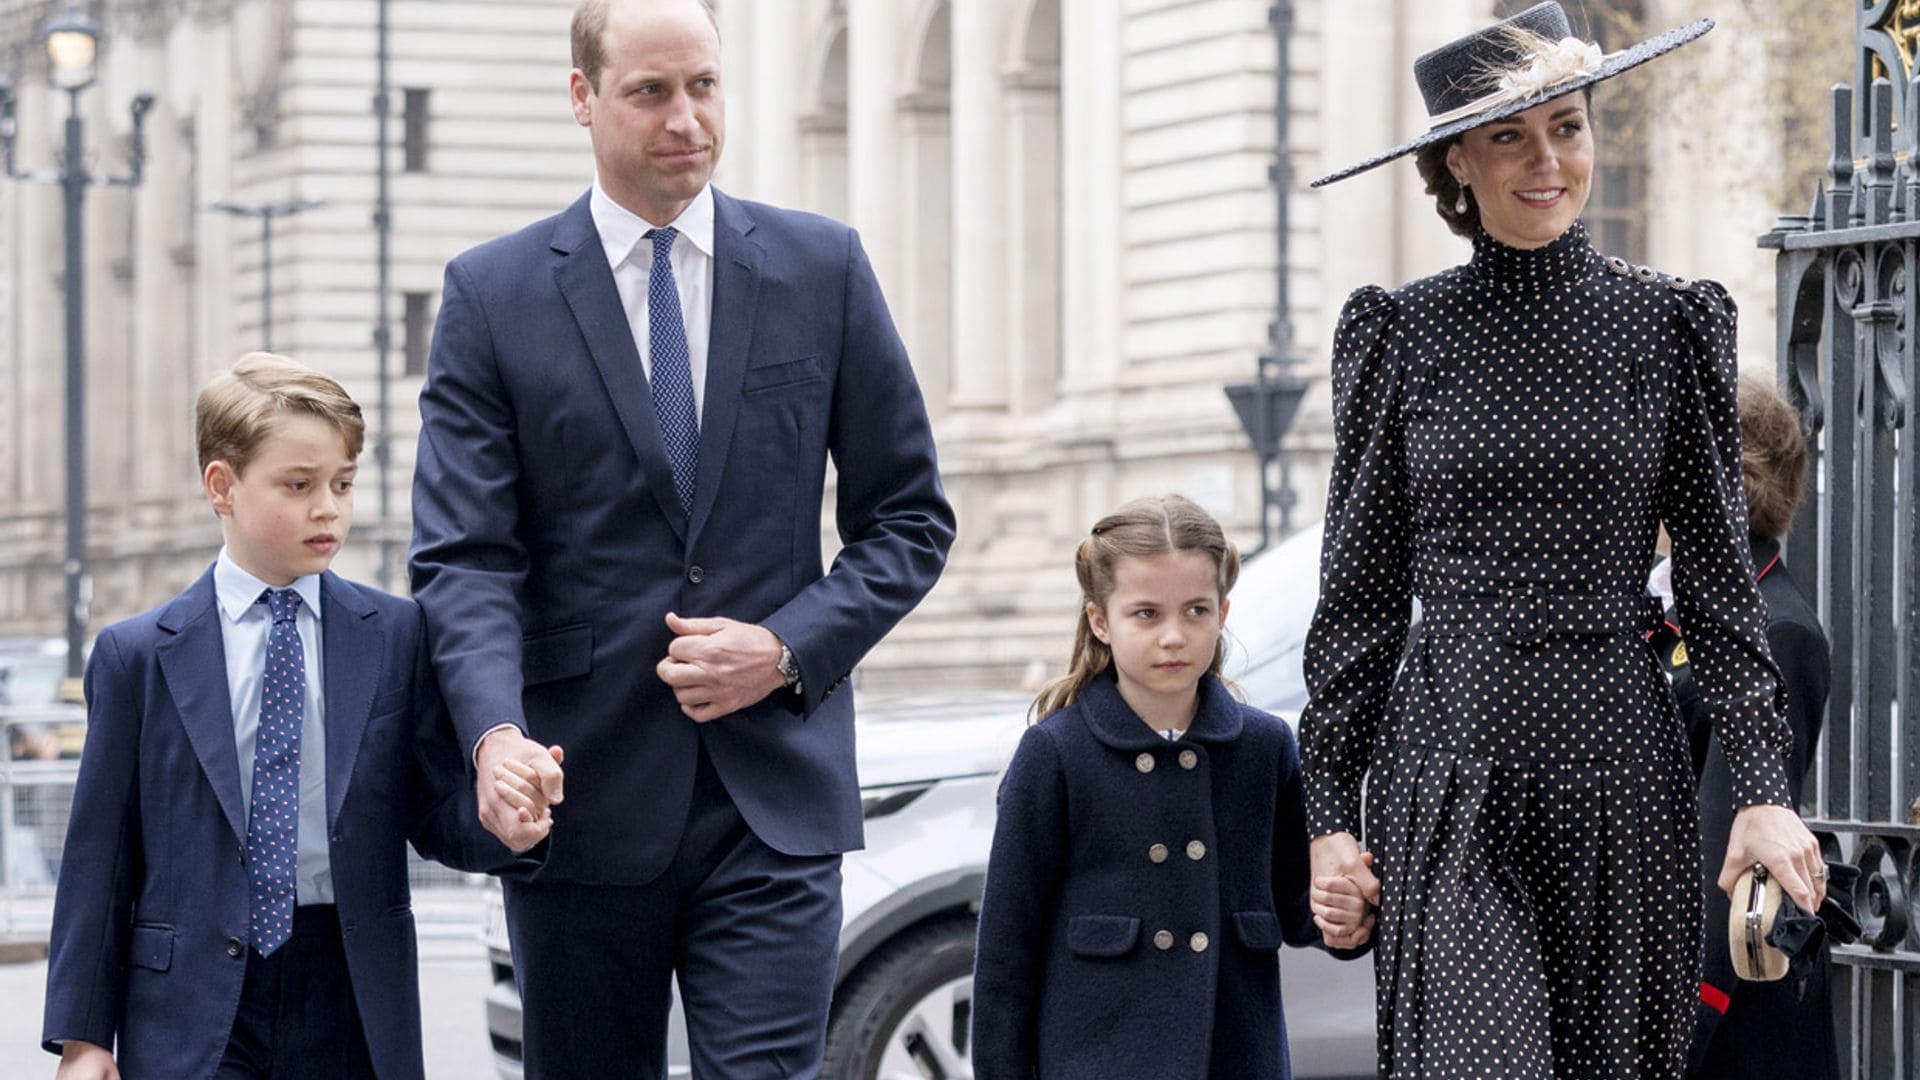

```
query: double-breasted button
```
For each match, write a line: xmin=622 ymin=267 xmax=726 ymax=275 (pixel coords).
xmin=687 ymin=565 xmax=706 ymax=585
xmin=1605 ymin=255 xmax=1630 ymax=275
xmin=1148 ymin=843 xmax=1169 ymax=864
xmin=1153 ymin=929 xmax=1175 ymax=950
xmin=225 ymin=937 xmax=243 ymax=958
xmin=1135 ymin=752 xmax=1155 ymax=774
xmin=1186 ymin=840 xmax=1207 ymax=861
xmin=1190 ymin=932 xmax=1209 ymax=953
xmin=1178 ymin=749 xmax=1198 ymax=770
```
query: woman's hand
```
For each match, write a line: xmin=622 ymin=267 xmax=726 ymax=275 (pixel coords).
xmin=1310 ymin=831 xmax=1381 ymax=949
xmin=1720 ymin=803 xmax=1826 ymax=912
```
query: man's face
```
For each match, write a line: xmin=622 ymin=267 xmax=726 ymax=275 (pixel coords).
xmin=570 ymin=0 xmax=725 ymax=225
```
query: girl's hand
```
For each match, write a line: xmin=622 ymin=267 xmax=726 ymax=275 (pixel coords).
xmin=1310 ymin=831 xmax=1381 ymax=949
xmin=1720 ymin=803 xmax=1826 ymax=912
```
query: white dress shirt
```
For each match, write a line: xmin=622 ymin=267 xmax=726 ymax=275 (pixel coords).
xmin=590 ymin=179 xmax=716 ymax=423
xmin=214 ymin=549 xmax=333 ymax=905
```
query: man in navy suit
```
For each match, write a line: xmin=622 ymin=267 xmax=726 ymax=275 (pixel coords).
xmin=408 ymin=0 xmax=955 ymax=1075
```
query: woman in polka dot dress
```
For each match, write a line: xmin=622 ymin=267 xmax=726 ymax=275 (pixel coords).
xmin=1299 ymin=5 xmax=1828 ymax=1077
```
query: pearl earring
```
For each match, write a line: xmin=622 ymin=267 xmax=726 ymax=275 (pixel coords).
xmin=1454 ymin=183 xmax=1470 ymax=215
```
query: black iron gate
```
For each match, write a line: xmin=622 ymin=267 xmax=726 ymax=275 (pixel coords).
xmin=1759 ymin=7 xmax=1920 ymax=1078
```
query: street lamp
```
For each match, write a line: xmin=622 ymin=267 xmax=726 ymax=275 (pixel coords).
xmin=0 ymin=8 xmax=154 ymax=689
xmin=210 ymin=198 xmax=323 ymax=351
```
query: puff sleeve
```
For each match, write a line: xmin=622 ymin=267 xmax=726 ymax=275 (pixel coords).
xmin=1299 ymin=286 xmax=1415 ymax=839
xmin=1660 ymin=281 xmax=1794 ymax=809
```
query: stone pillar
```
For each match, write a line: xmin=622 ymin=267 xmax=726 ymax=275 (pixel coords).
xmin=947 ymin=0 xmax=1007 ymax=414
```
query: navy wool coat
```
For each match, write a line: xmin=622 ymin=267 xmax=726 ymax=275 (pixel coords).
xmin=971 ymin=672 xmax=1322 ymax=1080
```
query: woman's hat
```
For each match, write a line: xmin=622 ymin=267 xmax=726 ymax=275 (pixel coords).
xmin=1311 ymin=2 xmax=1712 ymax=188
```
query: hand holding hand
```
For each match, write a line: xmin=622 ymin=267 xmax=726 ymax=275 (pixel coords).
xmin=476 ymin=728 xmax=564 ymax=853
xmin=1721 ymin=803 xmax=1826 ymax=912
xmin=656 ymin=613 xmax=787 ymax=722
xmin=1310 ymin=831 xmax=1381 ymax=950
xmin=55 ymin=1041 xmax=119 ymax=1080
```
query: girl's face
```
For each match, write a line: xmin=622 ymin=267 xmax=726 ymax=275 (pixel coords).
xmin=1087 ymin=551 xmax=1229 ymax=728
xmin=1447 ymin=94 xmax=1594 ymax=250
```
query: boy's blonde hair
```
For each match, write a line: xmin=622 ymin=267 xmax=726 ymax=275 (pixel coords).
xmin=195 ymin=352 xmax=365 ymax=476
xmin=1030 ymin=494 xmax=1240 ymax=721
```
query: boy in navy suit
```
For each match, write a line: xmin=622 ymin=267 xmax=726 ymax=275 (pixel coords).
xmin=42 ymin=353 xmax=545 ymax=1080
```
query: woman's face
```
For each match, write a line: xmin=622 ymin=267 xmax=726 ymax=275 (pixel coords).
xmin=1447 ymin=94 xmax=1594 ymax=249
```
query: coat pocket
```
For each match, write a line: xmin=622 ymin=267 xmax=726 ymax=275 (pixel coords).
xmin=1065 ymin=915 xmax=1140 ymax=959
xmin=128 ymin=924 xmax=174 ymax=972
xmin=1232 ymin=911 xmax=1283 ymax=951
xmin=522 ymin=624 xmax=593 ymax=687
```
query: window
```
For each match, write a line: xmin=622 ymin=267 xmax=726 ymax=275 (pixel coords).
xmin=403 ymin=88 xmax=431 ymax=173
xmin=404 ymin=291 xmax=433 ymax=376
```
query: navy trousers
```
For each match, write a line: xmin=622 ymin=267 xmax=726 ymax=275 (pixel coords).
xmin=506 ymin=739 xmax=843 ymax=1079
xmin=214 ymin=905 xmax=376 ymax=1079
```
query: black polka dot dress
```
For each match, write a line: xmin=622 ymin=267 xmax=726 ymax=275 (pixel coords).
xmin=1298 ymin=221 xmax=1796 ymax=1078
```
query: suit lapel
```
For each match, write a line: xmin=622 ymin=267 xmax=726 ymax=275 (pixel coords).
xmin=320 ymin=572 xmax=381 ymax=829
xmin=687 ymin=190 xmax=763 ymax=543
xmin=154 ymin=567 xmax=247 ymax=846
xmin=550 ymin=192 xmax=688 ymax=542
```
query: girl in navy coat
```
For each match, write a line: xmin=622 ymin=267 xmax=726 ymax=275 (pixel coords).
xmin=971 ymin=494 xmax=1371 ymax=1079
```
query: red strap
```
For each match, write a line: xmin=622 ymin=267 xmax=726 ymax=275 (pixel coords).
xmin=1699 ymin=981 xmax=1730 ymax=1014
xmin=1755 ymin=551 xmax=1781 ymax=582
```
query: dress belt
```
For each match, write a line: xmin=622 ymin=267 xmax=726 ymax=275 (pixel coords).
xmin=1422 ymin=591 xmax=1663 ymax=645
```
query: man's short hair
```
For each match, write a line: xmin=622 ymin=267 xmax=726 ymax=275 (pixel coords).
xmin=1736 ymin=374 xmax=1809 ymax=540
xmin=572 ymin=0 xmax=720 ymax=91
xmin=195 ymin=352 xmax=365 ymax=476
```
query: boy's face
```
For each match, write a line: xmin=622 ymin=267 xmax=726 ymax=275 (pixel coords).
xmin=204 ymin=414 xmax=356 ymax=586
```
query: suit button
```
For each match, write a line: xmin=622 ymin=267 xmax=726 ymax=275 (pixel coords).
xmin=1135 ymin=753 xmax=1155 ymax=774
xmin=1178 ymin=749 xmax=1198 ymax=770
xmin=1148 ymin=843 xmax=1169 ymax=864
xmin=225 ymin=937 xmax=243 ymax=957
xmin=1153 ymin=930 xmax=1174 ymax=950
xmin=687 ymin=565 xmax=705 ymax=585
xmin=1190 ymin=932 xmax=1209 ymax=953
xmin=1187 ymin=840 xmax=1207 ymax=861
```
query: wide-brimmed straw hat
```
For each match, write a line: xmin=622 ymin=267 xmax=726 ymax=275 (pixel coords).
xmin=1311 ymin=1 xmax=1712 ymax=188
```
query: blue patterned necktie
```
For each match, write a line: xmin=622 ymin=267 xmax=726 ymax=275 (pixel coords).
xmin=246 ymin=588 xmax=305 ymax=956
xmin=645 ymin=226 xmax=700 ymax=514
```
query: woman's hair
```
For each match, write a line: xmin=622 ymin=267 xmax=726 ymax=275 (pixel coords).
xmin=1736 ymin=375 xmax=1809 ymax=539
xmin=1414 ymin=86 xmax=1595 ymax=238
xmin=1029 ymin=494 xmax=1240 ymax=721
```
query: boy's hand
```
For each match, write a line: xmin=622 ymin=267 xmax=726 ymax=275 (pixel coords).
xmin=476 ymin=728 xmax=564 ymax=853
xmin=1310 ymin=832 xmax=1381 ymax=950
xmin=657 ymin=613 xmax=787 ymax=722
xmin=55 ymin=1040 xmax=119 ymax=1080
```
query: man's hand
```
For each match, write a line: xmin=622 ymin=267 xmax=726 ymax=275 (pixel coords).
xmin=1310 ymin=831 xmax=1381 ymax=950
xmin=55 ymin=1040 xmax=119 ymax=1080
xmin=656 ymin=613 xmax=787 ymax=723
xmin=476 ymin=728 xmax=564 ymax=853
xmin=1721 ymin=803 xmax=1826 ymax=912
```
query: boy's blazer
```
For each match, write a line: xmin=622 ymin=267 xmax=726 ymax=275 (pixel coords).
xmin=42 ymin=566 xmax=521 ymax=1080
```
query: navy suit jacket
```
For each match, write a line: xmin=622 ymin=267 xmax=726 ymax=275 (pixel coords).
xmin=41 ymin=567 xmax=526 ymax=1080
xmin=410 ymin=187 xmax=954 ymax=883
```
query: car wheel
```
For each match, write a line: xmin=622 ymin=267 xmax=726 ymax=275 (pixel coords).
xmin=824 ymin=916 xmax=976 ymax=1080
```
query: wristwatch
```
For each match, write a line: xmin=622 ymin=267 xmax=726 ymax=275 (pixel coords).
xmin=777 ymin=642 xmax=803 ymax=694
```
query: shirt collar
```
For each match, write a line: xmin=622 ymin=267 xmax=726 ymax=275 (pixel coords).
xmin=590 ymin=179 xmax=715 ymax=270
xmin=214 ymin=548 xmax=323 ymax=624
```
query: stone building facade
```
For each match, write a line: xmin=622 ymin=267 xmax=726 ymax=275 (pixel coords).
xmin=0 ymin=0 xmax=1835 ymax=691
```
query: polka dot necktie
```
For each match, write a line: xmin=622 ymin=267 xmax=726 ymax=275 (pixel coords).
xmin=645 ymin=226 xmax=699 ymax=514
xmin=245 ymin=588 xmax=305 ymax=956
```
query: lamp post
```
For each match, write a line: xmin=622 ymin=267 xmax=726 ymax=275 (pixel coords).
xmin=210 ymin=198 xmax=323 ymax=351
xmin=0 ymin=9 xmax=154 ymax=687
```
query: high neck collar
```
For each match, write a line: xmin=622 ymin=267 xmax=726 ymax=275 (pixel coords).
xmin=1467 ymin=220 xmax=1600 ymax=294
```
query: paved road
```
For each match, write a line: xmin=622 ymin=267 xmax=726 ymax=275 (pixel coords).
xmin=0 ymin=938 xmax=499 ymax=1079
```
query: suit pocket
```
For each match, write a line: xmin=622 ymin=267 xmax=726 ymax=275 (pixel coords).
xmin=522 ymin=624 xmax=593 ymax=687
xmin=742 ymin=355 xmax=823 ymax=394
xmin=1065 ymin=915 xmax=1140 ymax=959
xmin=1232 ymin=911 xmax=1283 ymax=951
xmin=128 ymin=923 xmax=174 ymax=972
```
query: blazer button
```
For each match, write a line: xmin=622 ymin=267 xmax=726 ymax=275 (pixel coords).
xmin=1135 ymin=752 xmax=1155 ymax=774
xmin=1190 ymin=932 xmax=1210 ymax=953
xmin=1187 ymin=840 xmax=1207 ymax=861
xmin=1148 ymin=843 xmax=1169 ymax=864
xmin=687 ymin=565 xmax=705 ymax=585
xmin=225 ymin=937 xmax=243 ymax=958
xmin=1153 ymin=929 xmax=1174 ymax=950
xmin=1178 ymin=749 xmax=1198 ymax=770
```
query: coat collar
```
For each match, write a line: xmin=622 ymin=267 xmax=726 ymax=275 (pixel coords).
xmin=1076 ymin=670 xmax=1244 ymax=752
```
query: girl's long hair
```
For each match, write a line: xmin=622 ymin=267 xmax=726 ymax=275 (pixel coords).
xmin=1029 ymin=494 xmax=1240 ymax=721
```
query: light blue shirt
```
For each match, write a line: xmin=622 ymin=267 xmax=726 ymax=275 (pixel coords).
xmin=214 ymin=549 xmax=332 ymax=905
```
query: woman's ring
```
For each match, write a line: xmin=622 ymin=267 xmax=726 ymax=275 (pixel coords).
xmin=1813 ymin=866 xmax=1827 ymax=881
